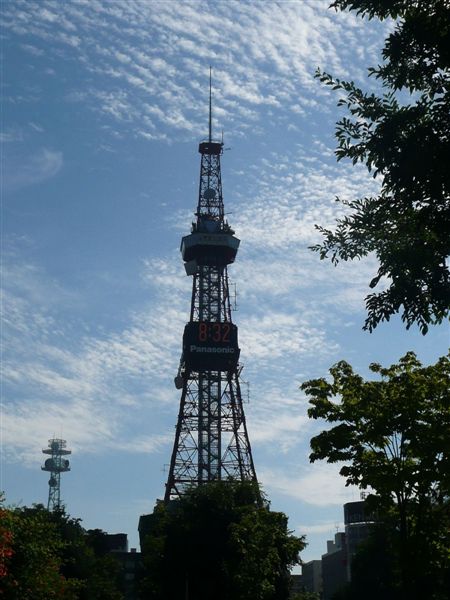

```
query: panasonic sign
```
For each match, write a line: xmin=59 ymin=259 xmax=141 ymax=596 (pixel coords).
xmin=190 ymin=345 xmax=236 ymax=354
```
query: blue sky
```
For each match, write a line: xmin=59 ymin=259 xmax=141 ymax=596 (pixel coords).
xmin=2 ymin=0 xmax=448 ymax=562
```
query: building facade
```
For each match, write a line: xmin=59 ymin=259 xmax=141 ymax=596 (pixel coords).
xmin=302 ymin=500 xmax=376 ymax=599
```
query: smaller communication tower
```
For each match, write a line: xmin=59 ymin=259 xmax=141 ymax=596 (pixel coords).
xmin=41 ymin=438 xmax=71 ymax=510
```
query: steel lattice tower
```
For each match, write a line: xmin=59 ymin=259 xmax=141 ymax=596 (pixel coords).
xmin=165 ymin=75 xmax=257 ymax=502
xmin=41 ymin=438 xmax=71 ymax=510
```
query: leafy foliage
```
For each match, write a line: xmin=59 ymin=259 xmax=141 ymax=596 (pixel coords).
xmin=331 ymin=525 xmax=400 ymax=600
xmin=0 ymin=501 xmax=125 ymax=600
xmin=291 ymin=592 xmax=320 ymax=600
xmin=140 ymin=481 xmax=305 ymax=600
xmin=302 ymin=351 xmax=450 ymax=599
xmin=0 ymin=498 xmax=14 ymax=580
xmin=0 ymin=503 xmax=78 ymax=599
xmin=313 ymin=0 xmax=450 ymax=333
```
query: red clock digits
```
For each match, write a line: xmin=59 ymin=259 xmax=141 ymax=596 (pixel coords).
xmin=198 ymin=322 xmax=208 ymax=342
xmin=222 ymin=323 xmax=230 ymax=342
xmin=198 ymin=322 xmax=232 ymax=343
xmin=212 ymin=323 xmax=221 ymax=342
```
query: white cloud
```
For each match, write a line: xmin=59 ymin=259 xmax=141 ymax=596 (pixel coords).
xmin=298 ymin=521 xmax=344 ymax=535
xmin=2 ymin=254 xmax=185 ymax=465
xmin=250 ymin=412 xmax=309 ymax=451
xmin=1 ymin=240 xmax=341 ymax=468
xmin=19 ymin=43 xmax=44 ymax=56
xmin=2 ymin=0 xmax=390 ymax=142
xmin=1 ymin=129 xmax=24 ymax=143
xmin=4 ymin=148 xmax=63 ymax=191
xmin=260 ymin=462 xmax=359 ymax=506
xmin=113 ymin=433 xmax=174 ymax=454
xmin=29 ymin=122 xmax=45 ymax=133
xmin=240 ymin=311 xmax=335 ymax=362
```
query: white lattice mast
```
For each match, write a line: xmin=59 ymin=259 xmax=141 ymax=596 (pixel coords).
xmin=41 ymin=438 xmax=71 ymax=510
xmin=165 ymin=71 xmax=258 ymax=502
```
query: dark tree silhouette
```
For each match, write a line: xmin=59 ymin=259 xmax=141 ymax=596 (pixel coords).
xmin=313 ymin=0 xmax=450 ymax=333
xmin=0 ymin=501 xmax=124 ymax=600
xmin=140 ymin=481 xmax=305 ymax=600
xmin=302 ymin=351 xmax=450 ymax=600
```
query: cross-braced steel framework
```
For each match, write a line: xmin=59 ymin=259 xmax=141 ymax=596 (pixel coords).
xmin=164 ymin=83 xmax=257 ymax=502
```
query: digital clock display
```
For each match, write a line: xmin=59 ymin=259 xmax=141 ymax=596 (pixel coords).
xmin=198 ymin=321 xmax=231 ymax=342
xmin=183 ymin=321 xmax=240 ymax=371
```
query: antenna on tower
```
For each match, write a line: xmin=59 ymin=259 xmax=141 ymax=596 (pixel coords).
xmin=209 ymin=65 xmax=212 ymax=142
xmin=41 ymin=437 xmax=71 ymax=511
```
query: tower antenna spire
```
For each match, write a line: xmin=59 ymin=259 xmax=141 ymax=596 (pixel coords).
xmin=208 ymin=66 xmax=212 ymax=143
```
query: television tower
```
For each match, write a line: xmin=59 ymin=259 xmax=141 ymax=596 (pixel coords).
xmin=41 ymin=437 xmax=71 ymax=510
xmin=164 ymin=72 xmax=258 ymax=502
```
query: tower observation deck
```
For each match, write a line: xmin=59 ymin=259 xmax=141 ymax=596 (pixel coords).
xmin=164 ymin=74 xmax=258 ymax=502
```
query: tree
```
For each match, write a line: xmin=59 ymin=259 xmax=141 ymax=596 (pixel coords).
xmin=330 ymin=526 xmax=398 ymax=600
xmin=313 ymin=0 xmax=450 ymax=334
xmin=301 ymin=351 xmax=450 ymax=599
xmin=291 ymin=593 xmax=320 ymax=600
xmin=140 ymin=481 xmax=305 ymax=600
xmin=0 ymin=503 xmax=79 ymax=599
xmin=0 ymin=501 xmax=124 ymax=600
xmin=0 ymin=495 xmax=14 ymax=581
xmin=50 ymin=517 xmax=124 ymax=600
